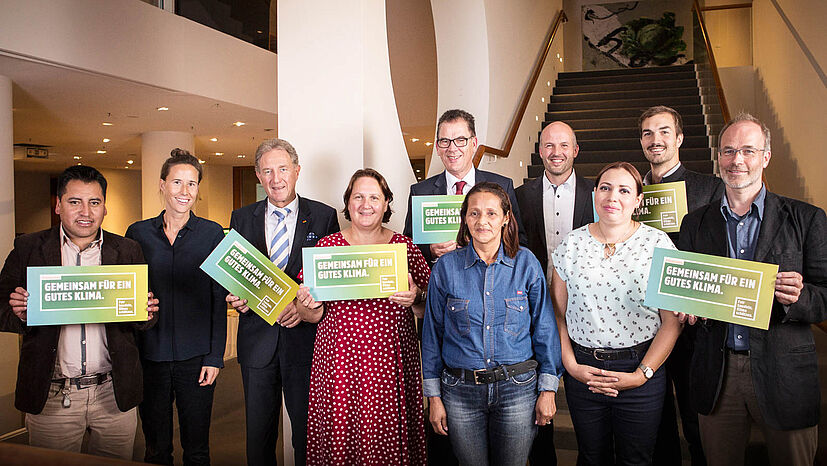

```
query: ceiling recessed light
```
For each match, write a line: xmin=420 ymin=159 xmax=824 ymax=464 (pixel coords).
xmin=425 ymin=142 xmax=433 ymax=146
xmin=157 ymin=106 xmax=169 ymax=111
xmin=127 ymin=160 xmax=134 ymax=165
xmin=101 ymin=122 xmax=113 ymax=126
xmin=73 ymin=155 xmax=81 ymax=160
xmin=411 ymin=138 xmax=419 ymax=142
xmin=102 ymin=138 xmax=110 ymax=143
xmin=97 ymin=150 xmax=107 ymax=154
xmin=124 ymin=166 xmax=129 ymax=169
xmin=233 ymin=121 xmax=246 ymax=127
xmin=237 ymin=154 xmax=246 ymax=158
xmin=210 ymin=137 xmax=218 ymax=142
xmin=215 ymin=152 xmax=224 ymax=156
xmin=77 ymin=162 xmax=82 ymax=165
xmin=257 ymin=30 xmax=263 ymax=34
xmin=199 ymin=159 xmax=206 ymax=164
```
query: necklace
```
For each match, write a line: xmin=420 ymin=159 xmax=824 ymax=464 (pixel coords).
xmin=596 ymin=220 xmax=636 ymax=258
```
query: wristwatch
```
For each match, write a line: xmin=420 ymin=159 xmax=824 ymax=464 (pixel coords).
xmin=638 ymin=363 xmax=654 ymax=380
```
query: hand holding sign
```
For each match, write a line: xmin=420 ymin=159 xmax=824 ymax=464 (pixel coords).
xmin=430 ymin=241 xmax=457 ymax=259
xmin=775 ymin=271 xmax=803 ymax=305
xmin=147 ymin=291 xmax=159 ymax=321
xmin=389 ymin=273 xmax=420 ymax=309
xmin=9 ymin=287 xmax=28 ymax=322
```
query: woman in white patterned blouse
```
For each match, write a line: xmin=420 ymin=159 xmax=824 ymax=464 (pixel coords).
xmin=550 ymin=161 xmax=682 ymax=466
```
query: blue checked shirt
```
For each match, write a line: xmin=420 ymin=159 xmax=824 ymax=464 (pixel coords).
xmin=421 ymin=242 xmax=563 ymax=396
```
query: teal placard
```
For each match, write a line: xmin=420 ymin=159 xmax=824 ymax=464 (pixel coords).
xmin=200 ymin=229 xmax=298 ymax=326
xmin=644 ymin=248 xmax=778 ymax=330
xmin=26 ymin=264 xmax=149 ymax=326
xmin=411 ymin=195 xmax=464 ymax=244
xmin=302 ymin=243 xmax=408 ymax=301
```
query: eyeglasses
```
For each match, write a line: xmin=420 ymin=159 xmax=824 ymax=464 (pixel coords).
xmin=720 ymin=147 xmax=767 ymax=158
xmin=436 ymin=136 xmax=472 ymax=149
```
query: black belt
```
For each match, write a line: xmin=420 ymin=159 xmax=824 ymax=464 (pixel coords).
xmin=52 ymin=372 xmax=111 ymax=389
xmin=447 ymin=360 xmax=537 ymax=385
xmin=573 ymin=341 xmax=650 ymax=361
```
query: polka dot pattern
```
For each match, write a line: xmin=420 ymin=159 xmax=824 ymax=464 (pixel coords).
xmin=306 ymin=232 xmax=430 ymax=466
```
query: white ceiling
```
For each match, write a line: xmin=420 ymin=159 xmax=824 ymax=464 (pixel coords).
xmin=2 ymin=54 xmax=277 ymax=173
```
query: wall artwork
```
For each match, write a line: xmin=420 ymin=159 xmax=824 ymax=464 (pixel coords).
xmin=582 ymin=1 xmax=693 ymax=70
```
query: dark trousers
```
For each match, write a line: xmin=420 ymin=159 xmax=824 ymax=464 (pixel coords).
xmin=653 ymin=329 xmax=705 ymax=466
xmin=241 ymin=344 xmax=311 ymax=466
xmin=140 ymin=356 xmax=215 ymax=466
xmin=566 ymin=343 xmax=665 ymax=466
xmin=529 ymin=422 xmax=557 ymax=466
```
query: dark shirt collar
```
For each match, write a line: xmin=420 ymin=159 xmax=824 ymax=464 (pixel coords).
xmin=151 ymin=210 xmax=197 ymax=232
xmin=462 ymin=239 xmax=515 ymax=269
xmin=721 ymin=184 xmax=766 ymax=221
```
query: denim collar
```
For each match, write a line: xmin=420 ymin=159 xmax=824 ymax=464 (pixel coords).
xmin=462 ymin=240 xmax=515 ymax=269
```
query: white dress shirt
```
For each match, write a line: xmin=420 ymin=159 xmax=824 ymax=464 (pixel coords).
xmin=444 ymin=168 xmax=476 ymax=195
xmin=265 ymin=196 xmax=300 ymax=260
xmin=56 ymin=226 xmax=111 ymax=378
xmin=543 ymin=170 xmax=577 ymax=280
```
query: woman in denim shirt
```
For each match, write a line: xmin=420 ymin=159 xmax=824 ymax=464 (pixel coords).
xmin=421 ymin=182 xmax=563 ymax=466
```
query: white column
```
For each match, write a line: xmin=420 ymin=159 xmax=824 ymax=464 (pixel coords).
xmin=140 ymin=131 xmax=194 ymax=220
xmin=0 ymin=75 xmax=22 ymax=434
xmin=278 ymin=0 xmax=417 ymax=233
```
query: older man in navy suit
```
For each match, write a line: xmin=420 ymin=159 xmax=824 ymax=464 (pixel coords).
xmin=404 ymin=109 xmax=526 ymax=265
xmin=226 ymin=138 xmax=339 ymax=466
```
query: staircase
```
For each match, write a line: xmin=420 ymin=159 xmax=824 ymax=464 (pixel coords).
xmin=528 ymin=64 xmax=720 ymax=181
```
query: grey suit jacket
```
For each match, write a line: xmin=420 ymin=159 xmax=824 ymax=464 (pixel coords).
xmin=677 ymin=191 xmax=827 ymax=430
xmin=515 ymin=173 xmax=594 ymax=274
xmin=404 ymin=169 xmax=527 ymax=263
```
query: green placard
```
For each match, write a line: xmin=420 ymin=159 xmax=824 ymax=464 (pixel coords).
xmin=644 ymin=248 xmax=778 ymax=330
xmin=200 ymin=229 xmax=298 ymax=326
xmin=26 ymin=265 xmax=148 ymax=326
xmin=634 ymin=181 xmax=688 ymax=232
xmin=302 ymin=243 xmax=408 ymax=301
xmin=411 ymin=195 xmax=464 ymax=244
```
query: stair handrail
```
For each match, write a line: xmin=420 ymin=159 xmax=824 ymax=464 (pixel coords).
xmin=472 ymin=9 xmax=568 ymax=167
xmin=691 ymin=0 xmax=731 ymax=122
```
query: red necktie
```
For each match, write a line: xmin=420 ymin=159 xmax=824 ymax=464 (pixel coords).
xmin=454 ymin=181 xmax=467 ymax=195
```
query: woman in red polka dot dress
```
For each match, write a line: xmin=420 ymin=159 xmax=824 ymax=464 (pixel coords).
xmin=297 ymin=169 xmax=430 ymax=465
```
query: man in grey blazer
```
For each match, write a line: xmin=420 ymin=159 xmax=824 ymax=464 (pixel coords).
xmin=677 ymin=113 xmax=827 ymax=466
xmin=404 ymin=109 xmax=526 ymax=265
xmin=515 ymin=120 xmax=593 ymax=466
xmin=640 ymin=105 xmax=723 ymax=466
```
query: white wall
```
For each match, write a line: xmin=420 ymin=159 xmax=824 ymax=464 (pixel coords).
xmin=13 ymin=170 xmax=52 ymax=235
xmin=99 ymin=168 xmax=143 ymax=236
xmin=0 ymin=0 xmax=277 ymax=114
xmin=479 ymin=0 xmax=565 ymax=185
xmin=278 ymin=0 xmax=417 ymax=233
xmin=197 ymin=165 xmax=233 ymax=228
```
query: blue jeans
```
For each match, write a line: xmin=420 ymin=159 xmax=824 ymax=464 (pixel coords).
xmin=441 ymin=368 xmax=538 ymax=466
xmin=565 ymin=342 xmax=666 ymax=466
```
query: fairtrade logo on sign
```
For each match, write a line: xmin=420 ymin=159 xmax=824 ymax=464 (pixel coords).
xmin=116 ymin=298 xmax=136 ymax=316
xmin=379 ymin=275 xmax=397 ymax=293
xmin=259 ymin=295 xmax=277 ymax=316
xmin=732 ymin=297 xmax=758 ymax=321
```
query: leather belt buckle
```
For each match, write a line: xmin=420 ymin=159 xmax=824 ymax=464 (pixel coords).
xmin=472 ymin=368 xmax=488 ymax=384
xmin=592 ymin=348 xmax=610 ymax=361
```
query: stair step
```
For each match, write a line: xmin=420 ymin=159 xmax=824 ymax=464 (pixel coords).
xmin=528 ymin=160 xmax=715 ymax=178
xmin=569 ymin=135 xmax=709 ymax=152
xmin=545 ymin=114 xmax=706 ymax=130
xmin=555 ymin=79 xmax=699 ymax=94
xmin=556 ymin=71 xmax=696 ymax=87
xmin=531 ymin=147 xmax=714 ymax=166
xmin=571 ymin=124 xmax=707 ymax=140
xmin=559 ymin=64 xmax=695 ymax=79
xmin=548 ymin=95 xmax=701 ymax=112
xmin=550 ymin=87 xmax=699 ymax=103
xmin=546 ymin=105 xmax=703 ymax=121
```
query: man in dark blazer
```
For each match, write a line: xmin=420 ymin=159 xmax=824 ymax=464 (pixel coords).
xmin=404 ymin=109 xmax=526 ymax=266
xmin=515 ymin=120 xmax=593 ymax=466
xmin=677 ymin=114 xmax=826 ymax=466
xmin=640 ymin=105 xmax=724 ymax=466
xmin=0 ymin=165 xmax=158 ymax=459
xmin=226 ymin=138 xmax=339 ymax=466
